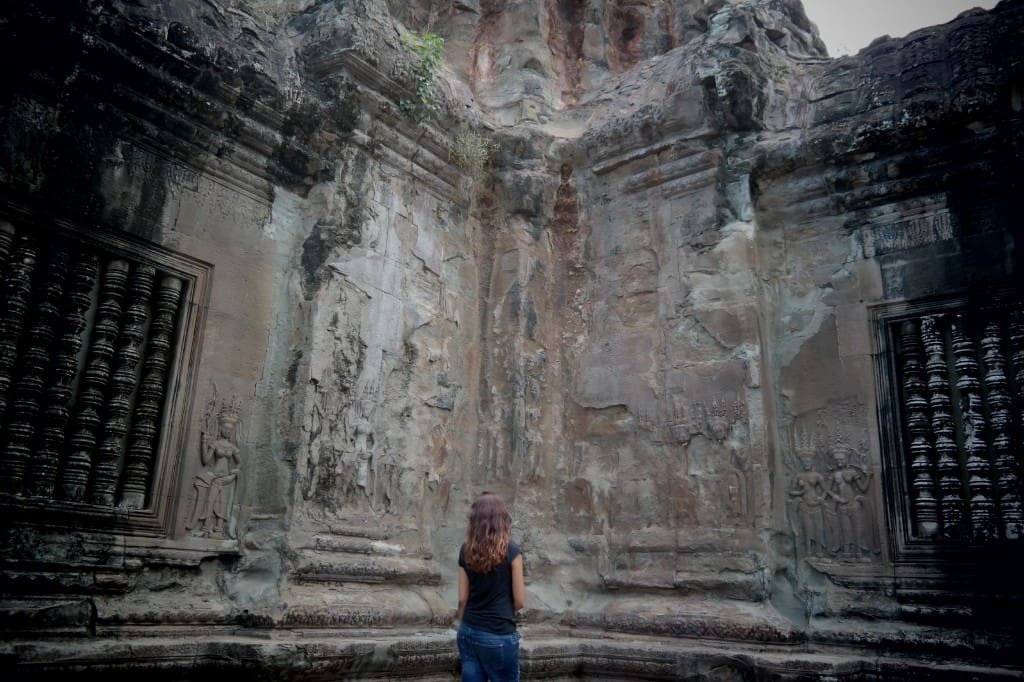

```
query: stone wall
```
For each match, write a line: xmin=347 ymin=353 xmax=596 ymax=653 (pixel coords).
xmin=1 ymin=0 xmax=1022 ymax=679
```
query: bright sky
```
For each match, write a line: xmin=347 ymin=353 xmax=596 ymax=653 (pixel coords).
xmin=800 ymin=0 xmax=1000 ymax=56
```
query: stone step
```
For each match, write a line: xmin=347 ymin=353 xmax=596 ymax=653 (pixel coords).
xmin=292 ymin=551 xmax=441 ymax=586
xmin=321 ymin=517 xmax=428 ymax=550
xmin=0 ymin=598 xmax=95 ymax=637
xmin=561 ymin=595 xmax=800 ymax=644
xmin=10 ymin=630 xmax=1019 ymax=680
xmin=313 ymin=534 xmax=431 ymax=559
xmin=603 ymin=568 xmax=767 ymax=601
xmin=326 ymin=522 xmax=392 ymax=541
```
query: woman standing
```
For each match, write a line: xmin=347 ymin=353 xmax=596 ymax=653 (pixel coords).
xmin=456 ymin=492 xmax=526 ymax=682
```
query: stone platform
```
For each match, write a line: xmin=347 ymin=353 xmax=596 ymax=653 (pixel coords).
xmin=4 ymin=627 xmax=1022 ymax=681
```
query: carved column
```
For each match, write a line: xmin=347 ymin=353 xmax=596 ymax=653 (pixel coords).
xmin=27 ymin=252 xmax=101 ymax=498
xmin=1012 ymin=308 xmax=1024 ymax=430
xmin=900 ymin=320 xmax=939 ymax=538
xmin=1012 ymin=310 xmax=1024 ymax=435
xmin=89 ymin=264 xmax=156 ymax=506
xmin=0 ymin=235 xmax=39 ymax=425
xmin=2 ymin=245 xmax=71 ymax=496
xmin=61 ymin=259 xmax=130 ymax=502
xmin=0 ymin=221 xmax=15 ymax=266
xmin=0 ymin=236 xmax=40 ymax=494
xmin=921 ymin=315 xmax=966 ymax=538
xmin=981 ymin=319 xmax=1021 ymax=540
xmin=951 ymin=314 xmax=997 ymax=541
xmin=120 ymin=275 xmax=182 ymax=509
xmin=0 ymin=222 xmax=19 ymax=423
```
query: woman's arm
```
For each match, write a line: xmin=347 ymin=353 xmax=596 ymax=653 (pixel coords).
xmin=457 ymin=566 xmax=469 ymax=620
xmin=511 ymin=554 xmax=526 ymax=613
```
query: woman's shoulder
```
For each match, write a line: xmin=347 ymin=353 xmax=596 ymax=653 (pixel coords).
xmin=508 ymin=541 xmax=522 ymax=560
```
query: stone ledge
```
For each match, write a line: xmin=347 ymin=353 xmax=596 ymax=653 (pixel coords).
xmin=602 ymin=568 xmax=767 ymax=601
xmin=291 ymin=553 xmax=441 ymax=586
xmin=560 ymin=595 xmax=799 ymax=645
xmin=2 ymin=630 xmax=1021 ymax=681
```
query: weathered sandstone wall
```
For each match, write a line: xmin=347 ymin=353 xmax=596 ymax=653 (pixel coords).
xmin=1 ymin=0 xmax=1022 ymax=679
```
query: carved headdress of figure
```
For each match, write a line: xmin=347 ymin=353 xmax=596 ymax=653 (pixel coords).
xmin=790 ymin=421 xmax=854 ymax=469
xmin=705 ymin=398 xmax=744 ymax=442
xmin=217 ymin=397 xmax=242 ymax=437
xmin=203 ymin=394 xmax=243 ymax=443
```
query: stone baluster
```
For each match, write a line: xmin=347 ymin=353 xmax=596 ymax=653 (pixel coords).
xmin=0 ymin=221 xmax=15 ymax=265
xmin=88 ymin=264 xmax=155 ymax=506
xmin=119 ymin=275 xmax=183 ymax=509
xmin=1011 ymin=309 xmax=1024 ymax=447
xmin=996 ymin=313 xmax=1024 ymax=540
xmin=0 ymin=236 xmax=40 ymax=494
xmin=61 ymin=259 xmax=130 ymax=502
xmin=0 ymin=222 xmax=19 ymax=414
xmin=0 ymin=235 xmax=39 ymax=431
xmin=2 ymin=245 xmax=71 ymax=496
xmin=27 ymin=252 xmax=101 ymax=499
xmin=900 ymin=320 xmax=939 ymax=538
xmin=920 ymin=315 xmax=966 ymax=538
xmin=951 ymin=314 xmax=997 ymax=541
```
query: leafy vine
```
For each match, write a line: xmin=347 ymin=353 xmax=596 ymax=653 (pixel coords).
xmin=399 ymin=32 xmax=445 ymax=123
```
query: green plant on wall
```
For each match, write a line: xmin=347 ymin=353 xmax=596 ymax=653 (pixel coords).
xmin=450 ymin=127 xmax=497 ymax=182
xmin=771 ymin=60 xmax=790 ymax=81
xmin=399 ymin=32 xmax=445 ymax=123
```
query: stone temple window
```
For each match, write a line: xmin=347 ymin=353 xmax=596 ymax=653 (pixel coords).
xmin=874 ymin=293 xmax=1024 ymax=559
xmin=0 ymin=216 xmax=210 ymax=537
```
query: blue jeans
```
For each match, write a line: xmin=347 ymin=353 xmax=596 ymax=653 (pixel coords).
xmin=457 ymin=622 xmax=520 ymax=682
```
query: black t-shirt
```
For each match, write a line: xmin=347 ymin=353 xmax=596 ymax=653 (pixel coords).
xmin=458 ymin=541 xmax=521 ymax=635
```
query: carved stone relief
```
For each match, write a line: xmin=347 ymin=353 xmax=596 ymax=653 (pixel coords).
xmin=2 ymin=0 xmax=1023 ymax=676
xmin=685 ymin=398 xmax=755 ymax=526
xmin=788 ymin=454 xmax=828 ymax=556
xmin=342 ymin=379 xmax=382 ymax=513
xmin=788 ymin=425 xmax=880 ymax=558
xmin=186 ymin=396 xmax=243 ymax=539
xmin=827 ymin=446 xmax=878 ymax=555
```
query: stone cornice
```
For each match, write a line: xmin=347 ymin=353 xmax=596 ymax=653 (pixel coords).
xmin=3 ymin=3 xmax=472 ymax=206
xmin=300 ymin=32 xmax=471 ymax=207
xmin=102 ymin=12 xmax=295 ymax=195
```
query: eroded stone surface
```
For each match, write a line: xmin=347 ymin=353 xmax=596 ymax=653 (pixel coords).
xmin=1 ymin=0 xmax=1022 ymax=678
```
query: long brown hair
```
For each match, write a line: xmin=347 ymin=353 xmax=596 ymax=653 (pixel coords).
xmin=464 ymin=492 xmax=511 ymax=573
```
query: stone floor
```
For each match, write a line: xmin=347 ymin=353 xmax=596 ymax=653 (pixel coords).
xmin=5 ymin=626 xmax=1023 ymax=680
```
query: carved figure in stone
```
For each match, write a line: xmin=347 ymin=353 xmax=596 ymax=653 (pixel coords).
xmin=710 ymin=400 xmax=752 ymax=523
xmin=826 ymin=446 xmax=877 ymax=555
xmin=353 ymin=398 xmax=374 ymax=491
xmin=186 ymin=397 xmax=242 ymax=539
xmin=668 ymin=402 xmax=692 ymax=444
xmin=337 ymin=380 xmax=381 ymax=511
xmin=728 ymin=448 xmax=753 ymax=522
xmin=788 ymin=456 xmax=828 ymax=555
xmin=373 ymin=440 xmax=402 ymax=514
xmin=707 ymin=408 xmax=731 ymax=443
xmin=685 ymin=398 xmax=752 ymax=526
xmin=514 ymin=348 xmax=547 ymax=482
xmin=689 ymin=398 xmax=745 ymax=442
